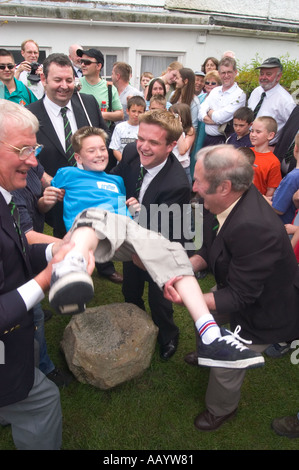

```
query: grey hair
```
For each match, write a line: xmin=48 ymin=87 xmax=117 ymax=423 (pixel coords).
xmin=196 ymin=144 xmax=253 ymax=194
xmin=0 ymin=99 xmax=39 ymax=140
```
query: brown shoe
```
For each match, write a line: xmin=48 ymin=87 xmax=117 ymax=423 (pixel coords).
xmin=194 ymin=408 xmax=237 ymax=431
xmin=271 ymin=415 xmax=299 ymax=438
xmin=106 ymin=272 xmax=123 ymax=284
xmin=184 ymin=351 xmax=199 ymax=366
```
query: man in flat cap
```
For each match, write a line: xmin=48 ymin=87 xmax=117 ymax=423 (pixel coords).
xmin=248 ymin=57 xmax=296 ymax=148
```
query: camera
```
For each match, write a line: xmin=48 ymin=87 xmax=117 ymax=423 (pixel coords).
xmin=28 ymin=62 xmax=41 ymax=83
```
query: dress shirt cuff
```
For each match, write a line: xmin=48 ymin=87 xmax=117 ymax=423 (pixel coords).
xmin=46 ymin=243 xmax=54 ymax=262
xmin=17 ymin=279 xmax=45 ymax=311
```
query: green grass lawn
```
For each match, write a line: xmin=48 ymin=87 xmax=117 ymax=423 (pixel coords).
xmin=1 ymin=265 xmax=299 ymax=451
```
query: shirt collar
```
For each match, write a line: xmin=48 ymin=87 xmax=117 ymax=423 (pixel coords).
xmin=217 ymin=196 xmax=241 ymax=231
xmin=0 ymin=186 xmax=13 ymax=204
xmin=43 ymin=95 xmax=73 ymax=117
xmin=142 ymin=158 xmax=168 ymax=178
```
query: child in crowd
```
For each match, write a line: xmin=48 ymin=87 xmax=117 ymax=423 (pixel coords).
xmin=226 ymin=107 xmax=254 ymax=148
xmin=250 ymin=116 xmax=282 ymax=197
xmin=140 ymin=71 xmax=154 ymax=96
xmin=109 ymin=96 xmax=146 ymax=162
xmin=169 ymin=102 xmax=195 ymax=187
xmin=149 ymin=94 xmax=167 ymax=110
xmin=272 ymin=133 xmax=299 ymax=223
xmin=46 ymin=124 xmax=264 ymax=370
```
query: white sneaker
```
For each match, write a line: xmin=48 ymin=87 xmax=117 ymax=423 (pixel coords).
xmin=49 ymin=254 xmax=94 ymax=315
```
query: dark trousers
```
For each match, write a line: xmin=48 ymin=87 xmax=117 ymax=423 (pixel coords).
xmin=122 ymin=261 xmax=179 ymax=346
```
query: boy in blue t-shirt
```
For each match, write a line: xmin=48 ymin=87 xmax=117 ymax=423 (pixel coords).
xmin=272 ymin=133 xmax=299 ymax=223
xmin=226 ymin=106 xmax=254 ymax=148
xmin=46 ymin=123 xmax=263 ymax=370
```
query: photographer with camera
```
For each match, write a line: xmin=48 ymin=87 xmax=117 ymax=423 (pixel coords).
xmin=15 ymin=39 xmax=44 ymax=99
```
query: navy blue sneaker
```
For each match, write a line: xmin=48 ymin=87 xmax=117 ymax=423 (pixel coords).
xmin=264 ymin=342 xmax=290 ymax=358
xmin=49 ymin=255 xmax=94 ymax=315
xmin=197 ymin=326 xmax=265 ymax=369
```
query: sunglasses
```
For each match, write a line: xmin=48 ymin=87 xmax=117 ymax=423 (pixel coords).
xmin=205 ymin=81 xmax=217 ymax=86
xmin=80 ymin=59 xmax=99 ymax=66
xmin=0 ymin=141 xmax=44 ymax=160
xmin=0 ymin=64 xmax=15 ymax=70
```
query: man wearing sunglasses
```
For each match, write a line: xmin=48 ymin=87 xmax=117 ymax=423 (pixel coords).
xmin=77 ymin=48 xmax=124 ymax=125
xmin=0 ymin=48 xmax=37 ymax=106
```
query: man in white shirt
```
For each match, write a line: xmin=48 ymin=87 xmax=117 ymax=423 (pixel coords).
xmin=198 ymin=56 xmax=246 ymax=147
xmin=111 ymin=61 xmax=143 ymax=122
xmin=14 ymin=39 xmax=44 ymax=99
xmin=248 ymin=57 xmax=296 ymax=145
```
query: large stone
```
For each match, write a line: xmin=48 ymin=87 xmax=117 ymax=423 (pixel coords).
xmin=61 ymin=303 xmax=158 ymax=390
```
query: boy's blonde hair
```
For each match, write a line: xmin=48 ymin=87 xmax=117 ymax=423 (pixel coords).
xmin=71 ymin=126 xmax=108 ymax=154
xmin=255 ymin=116 xmax=277 ymax=134
xmin=149 ymin=94 xmax=166 ymax=108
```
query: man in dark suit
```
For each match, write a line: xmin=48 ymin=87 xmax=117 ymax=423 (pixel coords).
xmin=27 ymin=53 xmax=122 ymax=284
xmin=112 ymin=109 xmax=193 ymax=359
xmin=164 ymin=144 xmax=299 ymax=431
xmin=0 ymin=100 xmax=87 ymax=449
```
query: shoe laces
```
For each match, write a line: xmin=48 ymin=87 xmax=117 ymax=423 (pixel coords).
xmin=219 ymin=325 xmax=252 ymax=351
xmin=52 ymin=253 xmax=87 ymax=277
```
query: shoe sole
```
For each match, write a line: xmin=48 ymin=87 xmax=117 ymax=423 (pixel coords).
xmin=197 ymin=356 xmax=265 ymax=369
xmin=49 ymin=272 xmax=94 ymax=315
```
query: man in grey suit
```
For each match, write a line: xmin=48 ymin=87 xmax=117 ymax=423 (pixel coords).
xmin=165 ymin=144 xmax=299 ymax=431
xmin=27 ymin=53 xmax=122 ymax=283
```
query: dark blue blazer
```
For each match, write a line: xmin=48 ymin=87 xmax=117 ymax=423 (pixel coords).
xmin=0 ymin=193 xmax=48 ymax=407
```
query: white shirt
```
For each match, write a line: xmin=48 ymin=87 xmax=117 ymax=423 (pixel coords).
xmin=17 ymin=69 xmax=45 ymax=99
xmin=198 ymin=83 xmax=246 ymax=136
xmin=109 ymin=121 xmax=139 ymax=154
xmin=248 ymin=83 xmax=296 ymax=144
xmin=43 ymin=95 xmax=78 ymax=152
xmin=139 ymin=159 xmax=168 ymax=204
xmin=0 ymin=186 xmax=53 ymax=310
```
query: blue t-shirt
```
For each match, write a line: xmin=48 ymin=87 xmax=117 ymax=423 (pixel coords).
xmin=51 ymin=167 xmax=131 ymax=231
xmin=226 ymin=132 xmax=251 ymax=148
xmin=272 ymin=168 xmax=299 ymax=223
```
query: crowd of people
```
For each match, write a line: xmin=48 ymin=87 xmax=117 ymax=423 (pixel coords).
xmin=1 ymin=38 xmax=299 ymax=449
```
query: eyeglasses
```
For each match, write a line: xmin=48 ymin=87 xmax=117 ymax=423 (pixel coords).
xmin=0 ymin=64 xmax=15 ymax=70
xmin=80 ymin=59 xmax=98 ymax=66
xmin=205 ymin=81 xmax=217 ymax=86
xmin=0 ymin=141 xmax=44 ymax=160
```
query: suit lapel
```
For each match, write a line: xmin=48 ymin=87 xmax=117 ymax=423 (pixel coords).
xmin=37 ymin=100 xmax=66 ymax=157
xmin=0 ymin=196 xmax=29 ymax=267
xmin=72 ymin=94 xmax=91 ymax=128
xmin=142 ymin=157 xmax=171 ymax=208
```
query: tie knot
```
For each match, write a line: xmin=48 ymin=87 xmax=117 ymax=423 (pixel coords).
xmin=61 ymin=107 xmax=68 ymax=116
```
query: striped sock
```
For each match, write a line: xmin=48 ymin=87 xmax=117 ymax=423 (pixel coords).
xmin=195 ymin=314 xmax=221 ymax=345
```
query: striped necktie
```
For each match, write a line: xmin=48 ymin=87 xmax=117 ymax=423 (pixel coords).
xmin=212 ymin=215 xmax=219 ymax=235
xmin=253 ymin=92 xmax=266 ymax=118
xmin=60 ymin=107 xmax=76 ymax=166
xmin=135 ymin=166 xmax=147 ymax=200
xmin=9 ymin=199 xmax=26 ymax=255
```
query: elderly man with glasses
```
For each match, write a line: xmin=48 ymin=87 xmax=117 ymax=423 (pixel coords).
xmin=0 ymin=48 xmax=37 ymax=106
xmin=0 ymin=99 xmax=82 ymax=449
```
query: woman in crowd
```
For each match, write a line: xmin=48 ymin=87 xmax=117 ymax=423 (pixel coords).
xmin=189 ymin=70 xmax=222 ymax=179
xmin=201 ymin=56 xmax=219 ymax=74
xmin=145 ymin=78 xmax=171 ymax=109
xmin=169 ymin=67 xmax=200 ymax=131
xmin=169 ymin=102 xmax=195 ymax=187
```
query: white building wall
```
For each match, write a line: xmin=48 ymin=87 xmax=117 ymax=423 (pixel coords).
xmin=1 ymin=1 xmax=299 ymax=88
